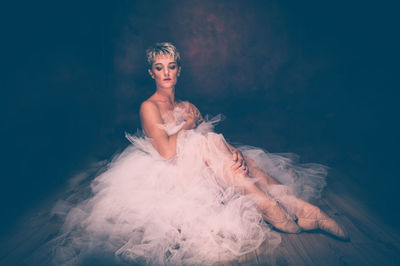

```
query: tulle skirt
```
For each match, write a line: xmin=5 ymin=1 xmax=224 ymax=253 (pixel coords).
xmin=36 ymin=118 xmax=327 ymax=265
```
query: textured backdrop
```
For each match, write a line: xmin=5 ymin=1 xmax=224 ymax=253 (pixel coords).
xmin=1 ymin=0 xmax=399 ymax=234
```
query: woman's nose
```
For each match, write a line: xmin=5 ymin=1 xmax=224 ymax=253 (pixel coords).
xmin=164 ymin=68 xmax=169 ymax=76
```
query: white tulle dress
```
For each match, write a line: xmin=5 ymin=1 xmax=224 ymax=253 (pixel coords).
xmin=45 ymin=106 xmax=327 ymax=265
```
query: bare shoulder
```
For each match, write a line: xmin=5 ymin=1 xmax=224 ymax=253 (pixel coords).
xmin=141 ymin=99 xmax=157 ymax=109
xmin=140 ymin=100 xmax=161 ymax=118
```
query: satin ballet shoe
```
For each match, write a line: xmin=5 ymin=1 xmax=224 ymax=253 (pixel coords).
xmin=262 ymin=201 xmax=301 ymax=233
xmin=296 ymin=205 xmax=349 ymax=240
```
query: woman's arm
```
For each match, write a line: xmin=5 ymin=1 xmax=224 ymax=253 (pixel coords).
xmin=140 ymin=101 xmax=196 ymax=159
xmin=184 ymin=101 xmax=247 ymax=174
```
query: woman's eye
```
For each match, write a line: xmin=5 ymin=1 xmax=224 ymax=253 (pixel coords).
xmin=155 ymin=67 xmax=162 ymax=71
xmin=169 ymin=65 xmax=176 ymax=70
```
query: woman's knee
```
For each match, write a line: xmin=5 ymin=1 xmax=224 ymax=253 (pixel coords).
xmin=205 ymin=132 xmax=223 ymax=145
xmin=205 ymin=133 xmax=230 ymax=155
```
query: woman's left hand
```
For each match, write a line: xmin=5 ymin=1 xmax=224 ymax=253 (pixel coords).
xmin=187 ymin=104 xmax=203 ymax=125
xmin=231 ymin=149 xmax=249 ymax=175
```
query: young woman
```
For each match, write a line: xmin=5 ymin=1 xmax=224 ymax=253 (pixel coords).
xmin=52 ymin=42 xmax=347 ymax=265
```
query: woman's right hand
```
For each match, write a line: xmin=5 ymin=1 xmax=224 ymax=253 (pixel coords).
xmin=183 ymin=109 xmax=197 ymax=129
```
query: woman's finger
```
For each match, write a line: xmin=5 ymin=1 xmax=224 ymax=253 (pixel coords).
xmin=241 ymin=164 xmax=248 ymax=175
xmin=237 ymin=152 xmax=244 ymax=161
xmin=231 ymin=161 xmax=240 ymax=170
xmin=236 ymin=156 xmax=244 ymax=167
xmin=232 ymin=152 xmax=238 ymax=162
xmin=234 ymin=164 xmax=247 ymax=175
xmin=233 ymin=159 xmax=244 ymax=171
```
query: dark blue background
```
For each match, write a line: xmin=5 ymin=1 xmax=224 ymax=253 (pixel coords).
xmin=1 ymin=0 xmax=399 ymax=235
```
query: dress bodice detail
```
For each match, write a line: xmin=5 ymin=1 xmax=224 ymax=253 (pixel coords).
xmin=159 ymin=106 xmax=186 ymax=136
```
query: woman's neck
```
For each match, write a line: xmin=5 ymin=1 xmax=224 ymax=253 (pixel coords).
xmin=155 ymin=87 xmax=175 ymax=105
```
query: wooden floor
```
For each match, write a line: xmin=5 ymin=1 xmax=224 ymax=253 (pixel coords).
xmin=223 ymin=170 xmax=400 ymax=266
xmin=1 ymin=169 xmax=400 ymax=266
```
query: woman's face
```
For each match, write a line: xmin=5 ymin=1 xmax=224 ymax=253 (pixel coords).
xmin=149 ymin=54 xmax=181 ymax=89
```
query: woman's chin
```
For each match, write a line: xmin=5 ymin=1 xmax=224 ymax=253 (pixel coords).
xmin=158 ymin=83 xmax=175 ymax=90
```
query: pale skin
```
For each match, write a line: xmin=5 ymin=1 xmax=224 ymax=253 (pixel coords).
xmin=139 ymin=54 xmax=347 ymax=238
xmin=140 ymin=54 xmax=296 ymax=230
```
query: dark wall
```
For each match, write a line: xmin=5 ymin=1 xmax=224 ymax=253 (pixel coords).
xmin=1 ymin=0 xmax=399 ymax=233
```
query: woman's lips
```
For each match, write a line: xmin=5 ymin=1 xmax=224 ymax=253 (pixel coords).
xmin=163 ymin=78 xmax=171 ymax=81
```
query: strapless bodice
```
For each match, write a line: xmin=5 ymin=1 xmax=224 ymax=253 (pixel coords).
xmin=159 ymin=106 xmax=187 ymax=136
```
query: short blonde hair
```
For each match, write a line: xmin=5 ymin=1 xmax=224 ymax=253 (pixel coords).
xmin=146 ymin=42 xmax=181 ymax=68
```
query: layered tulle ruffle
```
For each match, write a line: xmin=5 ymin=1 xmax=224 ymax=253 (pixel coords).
xmin=39 ymin=108 xmax=327 ymax=265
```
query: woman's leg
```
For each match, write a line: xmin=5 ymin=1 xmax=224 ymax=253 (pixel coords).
xmin=246 ymin=157 xmax=281 ymax=186
xmin=273 ymin=193 xmax=348 ymax=239
xmin=203 ymin=133 xmax=300 ymax=233
xmin=244 ymin=154 xmax=348 ymax=239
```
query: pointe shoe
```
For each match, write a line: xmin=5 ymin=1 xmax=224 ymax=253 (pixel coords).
xmin=296 ymin=204 xmax=349 ymax=240
xmin=262 ymin=201 xmax=301 ymax=233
